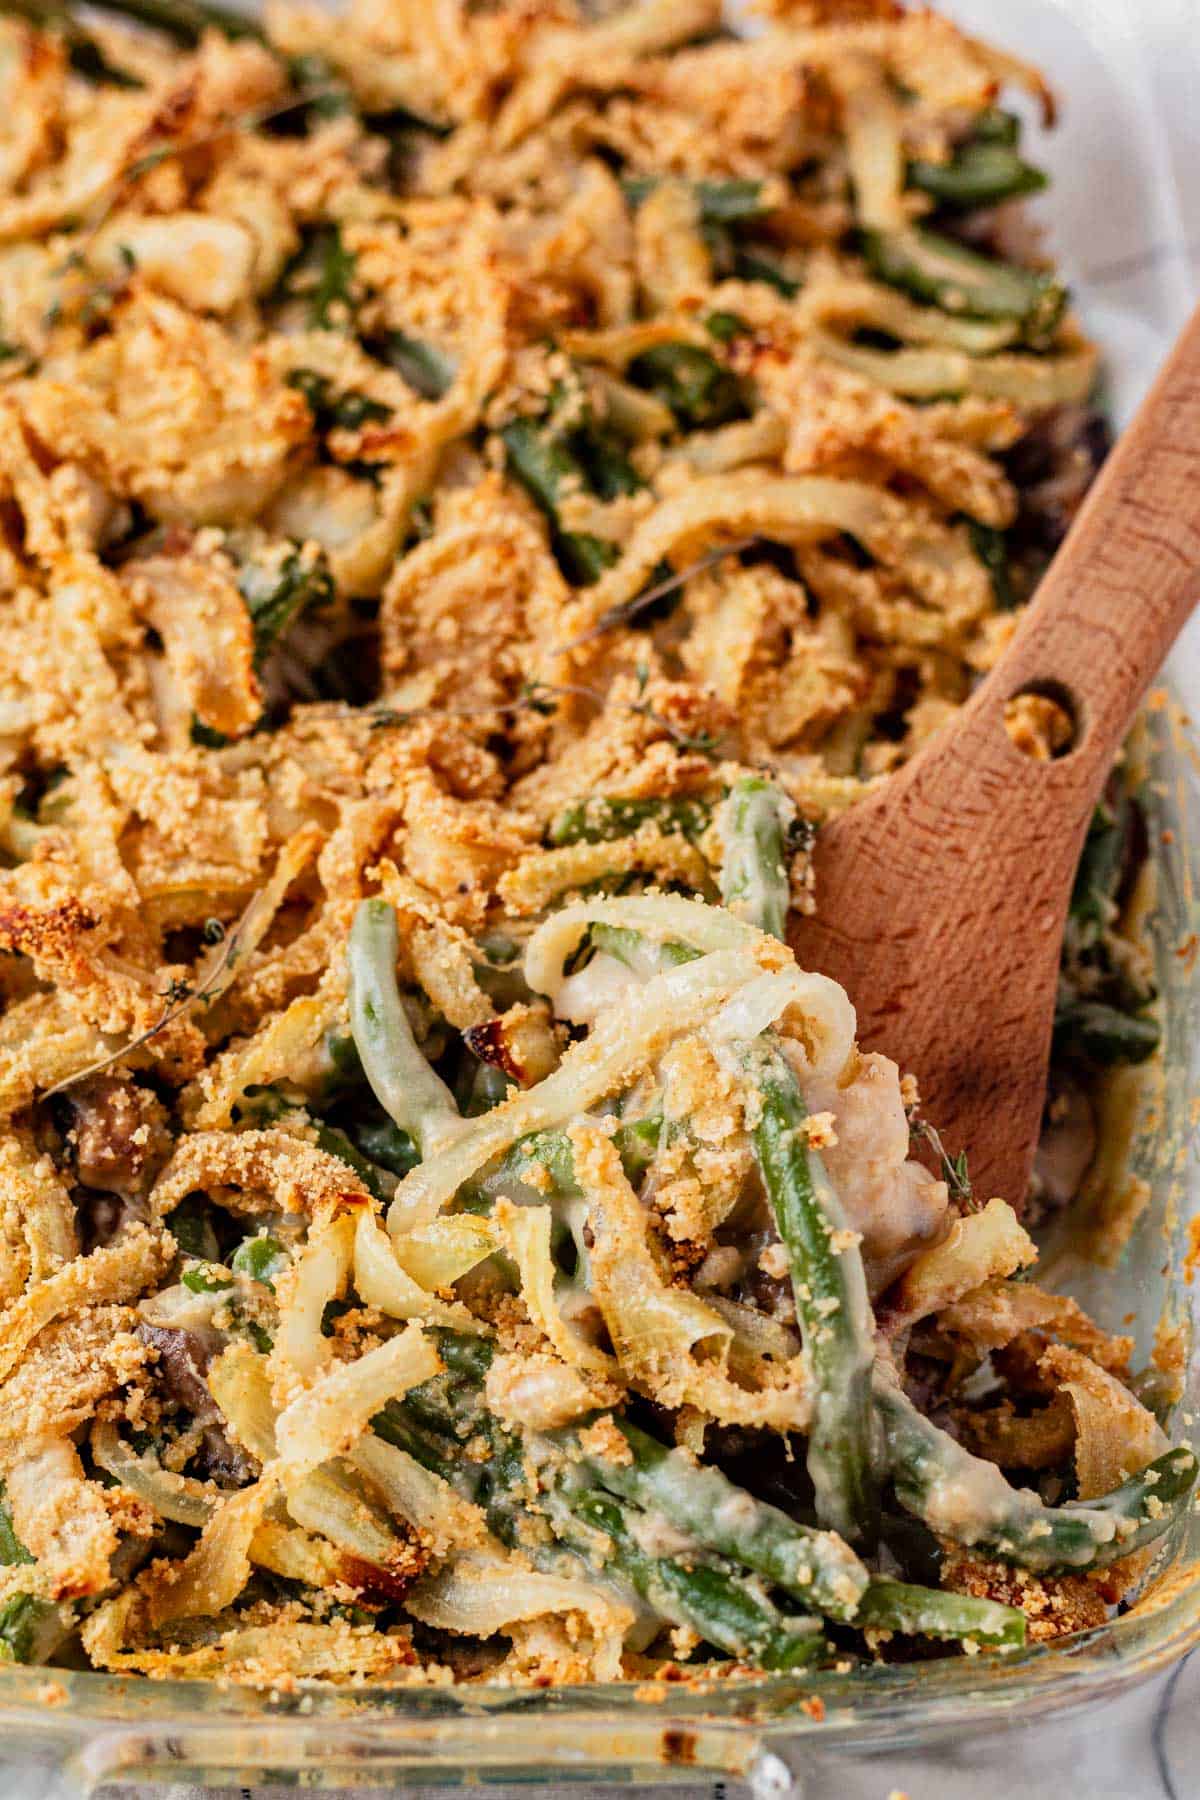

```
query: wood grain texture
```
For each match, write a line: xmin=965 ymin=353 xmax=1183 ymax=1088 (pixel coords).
xmin=790 ymin=302 xmax=1200 ymax=1207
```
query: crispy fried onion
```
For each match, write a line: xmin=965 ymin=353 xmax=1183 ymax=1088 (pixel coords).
xmin=1040 ymin=1344 xmax=1166 ymax=1501
xmin=571 ymin=1122 xmax=810 ymax=1431
xmin=386 ymin=900 xmax=853 ymax=1234
xmin=498 ymin=832 xmax=716 ymax=917
xmin=569 ymin=474 xmax=991 ymax=639
xmin=494 ymin=1198 xmax=616 ymax=1380
xmin=353 ymin=1206 xmax=488 ymax=1335
xmin=405 ymin=1548 xmax=631 ymax=1683
xmin=387 ymin=945 xmax=770 ymax=1233
xmin=185 ymin=969 xmax=347 ymax=1131
xmin=6 ymin=1435 xmax=120 ymax=1600
xmin=938 ymin=1280 xmax=1133 ymax=1372
xmin=81 ymin=1613 xmax=420 ymax=1684
xmin=149 ymin=1128 xmax=368 ymax=1227
xmin=0 ymin=1131 xmax=78 ymax=1299
xmin=879 ymin=1198 xmax=1036 ymax=1337
xmin=84 ymin=1326 xmax=440 ymax=1663
xmin=0 ymin=1225 xmax=167 ymax=1386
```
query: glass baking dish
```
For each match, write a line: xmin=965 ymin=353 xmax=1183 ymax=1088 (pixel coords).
xmin=4 ymin=0 xmax=1198 ymax=1792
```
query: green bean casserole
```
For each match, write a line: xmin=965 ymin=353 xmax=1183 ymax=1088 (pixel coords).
xmin=0 ymin=0 xmax=1191 ymax=1688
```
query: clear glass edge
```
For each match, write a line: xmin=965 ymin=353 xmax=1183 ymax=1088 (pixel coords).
xmin=1 ymin=702 xmax=1196 ymax=1794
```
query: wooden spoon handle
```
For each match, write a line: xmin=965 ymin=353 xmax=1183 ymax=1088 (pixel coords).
xmin=953 ymin=299 xmax=1200 ymax=797
xmin=791 ymin=301 xmax=1200 ymax=1205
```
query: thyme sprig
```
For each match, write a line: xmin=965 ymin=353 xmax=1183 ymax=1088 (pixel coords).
xmin=361 ymin=676 xmax=726 ymax=759
xmin=552 ymin=540 xmax=757 ymax=654
xmin=42 ymin=889 xmax=259 ymax=1098
xmin=906 ymin=1109 xmax=978 ymax=1211
xmin=48 ymin=77 xmax=347 ymax=286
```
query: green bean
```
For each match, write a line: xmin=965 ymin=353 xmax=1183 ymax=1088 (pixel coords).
xmin=548 ymin=796 xmax=712 ymax=847
xmin=733 ymin=250 xmax=800 ymax=297
xmin=238 ymin=543 xmax=335 ymax=664
xmin=748 ymin=1041 xmax=878 ymax=1543
xmin=968 ymin=520 xmax=1017 ymax=612
xmin=0 ymin=1491 xmax=73 ymax=1665
xmin=499 ymin=414 xmax=586 ymax=510
xmin=0 ymin=1485 xmax=32 ymax=1569
xmin=862 ymin=227 xmax=1066 ymax=343
xmin=621 ymin=178 xmax=768 ymax=226
xmin=909 ymin=143 xmax=1047 ymax=210
xmin=1069 ymin=798 xmax=1129 ymax=931
xmin=500 ymin=417 xmax=615 ymax=586
xmin=378 ymin=1383 xmax=829 ymax=1667
xmin=579 ymin=1417 xmax=868 ymax=1619
xmin=379 ymin=1353 xmax=1014 ymax=1654
xmin=855 ymin=1578 xmax=1025 ymax=1649
xmin=368 ymin=330 xmax=456 ymax=401
xmin=0 ymin=1595 xmax=69 ymax=1666
xmin=454 ymin=1115 xmax=663 ymax=1213
xmin=15 ymin=0 xmax=263 ymax=44
xmin=553 ymin=1486 xmax=828 ymax=1670
xmin=588 ymin=923 xmax=701 ymax=977
xmin=394 ymin=1346 xmax=834 ymax=1663
xmin=576 ymin=424 xmax=642 ymax=502
xmin=314 ymin=1122 xmax=398 ymax=1202
xmin=286 ymin=369 xmax=391 ymax=434
xmin=719 ymin=775 xmax=793 ymax=941
xmin=628 ymin=345 xmax=747 ymax=432
xmin=346 ymin=1114 xmax=420 ymax=1177
xmin=973 ymin=109 xmax=1022 ymax=147
xmin=875 ymin=1372 xmax=1198 ymax=1571
xmin=275 ymin=225 xmax=358 ymax=330
xmin=371 ymin=1401 xmax=467 ymax=1488
xmin=347 ymin=898 xmax=462 ymax=1156
xmin=1052 ymin=999 xmax=1160 ymax=1067
xmin=230 ymin=1234 xmax=290 ymax=1292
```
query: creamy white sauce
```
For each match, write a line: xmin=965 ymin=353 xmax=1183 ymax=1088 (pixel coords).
xmin=555 ymin=952 xmax=641 ymax=1025
xmin=805 ymin=1052 xmax=949 ymax=1296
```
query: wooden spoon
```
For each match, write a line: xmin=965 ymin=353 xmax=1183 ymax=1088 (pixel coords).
xmin=789 ymin=302 xmax=1200 ymax=1208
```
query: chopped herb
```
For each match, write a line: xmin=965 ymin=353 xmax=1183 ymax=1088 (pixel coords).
xmin=628 ymin=344 xmax=748 ymax=432
xmin=907 ymin=1111 xmax=977 ymax=1210
xmin=0 ymin=1484 xmax=32 ymax=1568
xmin=706 ymin=310 xmax=750 ymax=343
xmin=181 ymin=1262 xmax=235 ymax=1294
xmin=276 ymin=225 xmax=358 ymax=330
xmin=518 ymin=679 xmax=560 ymax=718
xmin=238 ymin=543 xmax=336 ymax=664
xmin=286 ymin=368 xmax=392 ymax=434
